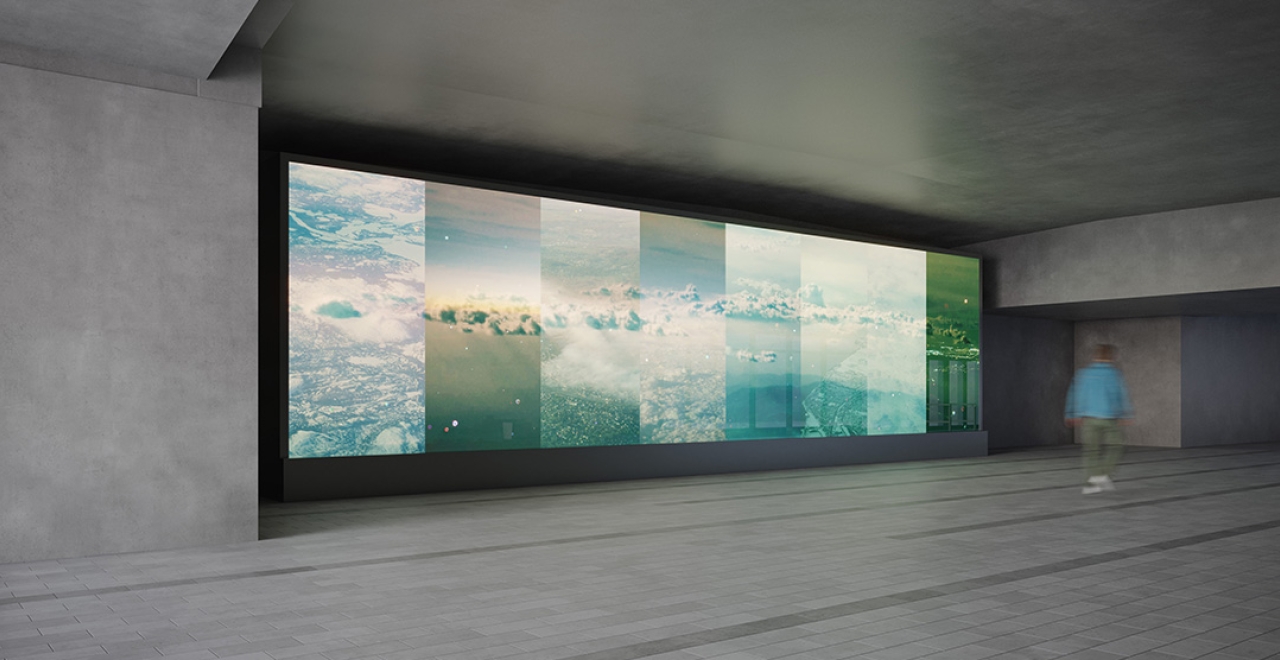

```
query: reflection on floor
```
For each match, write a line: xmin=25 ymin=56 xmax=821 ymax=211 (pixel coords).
xmin=4 ymin=443 xmax=1280 ymax=660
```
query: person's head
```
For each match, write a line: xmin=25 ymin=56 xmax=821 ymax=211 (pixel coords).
xmin=1093 ymin=344 xmax=1116 ymax=363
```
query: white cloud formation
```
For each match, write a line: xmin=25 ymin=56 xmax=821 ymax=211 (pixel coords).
xmin=417 ymin=279 xmax=923 ymax=346
xmin=580 ymin=283 xmax=643 ymax=299
xmin=423 ymin=298 xmax=542 ymax=336
xmin=542 ymin=326 xmax=642 ymax=395
xmin=717 ymin=279 xmax=924 ymax=338
xmin=290 ymin=276 xmax=422 ymax=345
xmin=734 ymin=349 xmax=778 ymax=363
xmin=728 ymin=230 xmax=801 ymax=254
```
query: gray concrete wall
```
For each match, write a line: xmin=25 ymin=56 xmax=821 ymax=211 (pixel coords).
xmin=982 ymin=315 xmax=1075 ymax=449
xmin=1073 ymin=318 xmax=1182 ymax=448
xmin=0 ymin=61 xmax=258 ymax=562
xmin=1181 ymin=315 xmax=1280 ymax=447
xmin=965 ymin=198 xmax=1280 ymax=309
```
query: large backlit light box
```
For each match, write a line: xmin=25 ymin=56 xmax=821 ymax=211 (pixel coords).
xmin=267 ymin=155 xmax=986 ymax=500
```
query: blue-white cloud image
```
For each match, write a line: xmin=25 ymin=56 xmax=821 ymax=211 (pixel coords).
xmin=287 ymin=163 xmax=426 ymax=458
xmin=287 ymin=160 xmax=979 ymax=456
xmin=724 ymin=225 xmax=804 ymax=438
xmin=539 ymin=199 xmax=643 ymax=447
xmin=799 ymin=235 xmax=870 ymax=436
xmin=421 ymin=183 xmax=543 ymax=452
xmin=639 ymin=213 xmax=727 ymax=444
xmin=715 ymin=232 xmax=928 ymax=438
xmin=865 ymin=244 xmax=926 ymax=434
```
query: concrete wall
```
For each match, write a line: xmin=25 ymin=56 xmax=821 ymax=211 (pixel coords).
xmin=966 ymin=198 xmax=1280 ymax=309
xmin=967 ymin=197 xmax=1280 ymax=451
xmin=982 ymin=315 xmax=1074 ymax=449
xmin=982 ymin=314 xmax=1280 ymax=450
xmin=0 ymin=61 xmax=259 ymax=562
xmin=1181 ymin=315 xmax=1280 ymax=447
xmin=1073 ymin=318 xmax=1182 ymax=448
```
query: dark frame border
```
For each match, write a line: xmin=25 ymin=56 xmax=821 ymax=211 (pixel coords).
xmin=263 ymin=152 xmax=986 ymax=501
xmin=280 ymin=431 xmax=987 ymax=501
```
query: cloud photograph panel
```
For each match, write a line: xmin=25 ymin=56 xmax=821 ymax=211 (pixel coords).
xmin=287 ymin=161 xmax=981 ymax=457
xmin=287 ymin=163 xmax=427 ymax=458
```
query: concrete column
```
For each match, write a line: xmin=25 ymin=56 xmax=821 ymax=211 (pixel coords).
xmin=982 ymin=315 xmax=1074 ymax=449
xmin=1181 ymin=315 xmax=1280 ymax=447
xmin=0 ymin=60 xmax=258 ymax=562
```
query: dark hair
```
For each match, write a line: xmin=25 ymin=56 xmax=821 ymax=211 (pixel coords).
xmin=1094 ymin=344 xmax=1116 ymax=361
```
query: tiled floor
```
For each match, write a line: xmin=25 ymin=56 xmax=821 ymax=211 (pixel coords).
xmin=4 ymin=443 xmax=1280 ymax=660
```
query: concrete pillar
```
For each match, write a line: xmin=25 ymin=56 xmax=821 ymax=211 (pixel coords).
xmin=0 ymin=58 xmax=259 ymax=562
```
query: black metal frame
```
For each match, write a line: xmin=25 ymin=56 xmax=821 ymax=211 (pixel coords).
xmin=262 ymin=151 xmax=987 ymax=501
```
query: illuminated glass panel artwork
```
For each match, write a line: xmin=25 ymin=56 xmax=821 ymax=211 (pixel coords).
xmin=926 ymin=252 xmax=982 ymax=431
xmin=639 ymin=213 xmax=726 ymax=444
xmin=724 ymin=225 xmax=802 ymax=439
xmin=421 ymin=184 xmax=541 ymax=452
xmin=539 ymin=199 xmax=642 ymax=447
xmin=287 ymin=160 xmax=982 ymax=457
xmin=288 ymin=163 xmax=427 ymax=458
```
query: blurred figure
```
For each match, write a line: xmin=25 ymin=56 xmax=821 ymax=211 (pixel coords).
xmin=1065 ymin=344 xmax=1133 ymax=494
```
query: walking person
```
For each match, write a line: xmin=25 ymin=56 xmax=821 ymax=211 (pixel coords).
xmin=1065 ymin=344 xmax=1133 ymax=494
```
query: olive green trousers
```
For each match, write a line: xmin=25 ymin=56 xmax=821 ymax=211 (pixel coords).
xmin=1081 ymin=417 xmax=1125 ymax=481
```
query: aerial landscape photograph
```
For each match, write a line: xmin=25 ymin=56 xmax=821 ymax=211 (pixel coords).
xmin=287 ymin=163 xmax=983 ymax=455
xmin=421 ymin=182 xmax=542 ymax=452
xmin=287 ymin=163 xmax=427 ymax=458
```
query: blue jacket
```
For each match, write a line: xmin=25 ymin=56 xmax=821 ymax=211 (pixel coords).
xmin=1065 ymin=362 xmax=1133 ymax=420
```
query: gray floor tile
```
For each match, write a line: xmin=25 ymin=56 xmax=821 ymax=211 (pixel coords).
xmin=1 ymin=445 xmax=1279 ymax=660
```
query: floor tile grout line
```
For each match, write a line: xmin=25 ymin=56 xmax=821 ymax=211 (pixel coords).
xmin=656 ymin=451 xmax=1280 ymax=505
xmin=558 ymin=518 xmax=1280 ymax=660
xmin=258 ymin=446 xmax=1280 ymax=517
xmin=6 ymin=459 xmax=1280 ymax=605
xmin=888 ymin=481 xmax=1280 ymax=540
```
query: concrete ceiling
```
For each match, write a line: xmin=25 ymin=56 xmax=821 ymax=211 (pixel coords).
xmin=258 ymin=2 xmax=1280 ymax=246
xmin=0 ymin=0 xmax=258 ymax=78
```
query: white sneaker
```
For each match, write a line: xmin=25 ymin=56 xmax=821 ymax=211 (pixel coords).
xmin=1082 ymin=485 xmax=1102 ymax=495
xmin=1096 ymin=476 xmax=1115 ymax=491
